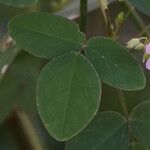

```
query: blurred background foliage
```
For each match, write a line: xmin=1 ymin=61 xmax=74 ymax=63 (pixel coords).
xmin=0 ymin=0 xmax=150 ymax=149
xmin=0 ymin=0 xmax=70 ymax=149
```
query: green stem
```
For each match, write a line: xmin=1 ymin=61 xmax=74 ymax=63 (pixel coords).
xmin=79 ymin=0 xmax=87 ymax=33
xmin=117 ymin=90 xmax=129 ymax=121
xmin=99 ymin=1 xmax=130 ymax=121
xmin=138 ymin=24 xmax=150 ymax=36
xmin=97 ymin=0 xmax=115 ymax=38
xmin=117 ymin=90 xmax=134 ymax=142
xmin=99 ymin=0 xmax=134 ymax=141
xmin=120 ymin=0 xmax=149 ymax=37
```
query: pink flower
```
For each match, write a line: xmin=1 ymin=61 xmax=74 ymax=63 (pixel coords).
xmin=146 ymin=59 xmax=150 ymax=70
xmin=145 ymin=43 xmax=150 ymax=54
xmin=143 ymin=43 xmax=150 ymax=70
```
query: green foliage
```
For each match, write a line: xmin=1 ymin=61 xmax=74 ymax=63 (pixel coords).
xmin=7 ymin=12 xmax=147 ymax=142
xmin=66 ymin=112 xmax=129 ymax=150
xmin=37 ymin=52 xmax=101 ymax=141
xmin=8 ymin=12 xmax=85 ymax=58
xmin=100 ymin=66 xmax=150 ymax=114
xmin=0 ymin=0 xmax=38 ymax=7
xmin=131 ymin=101 xmax=150 ymax=149
xmin=0 ymin=52 xmax=41 ymax=123
xmin=124 ymin=70 xmax=150 ymax=113
xmin=1 ymin=0 xmax=149 ymax=147
xmin=0 ymin=45 xmax=20 ymax=82
xmin=86 ymin=37 xmax=145 ymax=90
xmin=129 ymin=0 xmax=150 ymax=16
xmin=129 ymin=143 xmax=147 ymax=150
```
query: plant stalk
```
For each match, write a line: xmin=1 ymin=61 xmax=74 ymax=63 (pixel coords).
xmin=99 ymin=0 xmax=134 ymax=141
xmin=97 ymin=0 xmax=115 ymax=38
xmin=79 ymin=0 xmax=87 ymax=33
xmin=117 ymin=90 xmax=129 ymax=121
xmin=120 ymin=0 xmax=150 ymax=37
xmin=117 ymin=90 xmax=136 ymax=142
xmin=6 ymin=109 xmax=44 ymax=150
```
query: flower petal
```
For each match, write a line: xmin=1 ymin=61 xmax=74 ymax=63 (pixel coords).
xmin=145 ymin=43 xmax=150 ymax=54
xmin=146 ymin=58 xmax=150 ymax=70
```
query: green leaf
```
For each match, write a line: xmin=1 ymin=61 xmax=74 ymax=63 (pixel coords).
xmin=66 ymin=111 xmax=129 ymax=150
xmin=0 ymin=0 xmax=38 ymax=7
xmin=37 ymin=52 xmax=101 ymax=141
xmin=124 ymin=70 xmax=150 ymax=113
xmin=8 ymin=12 xmax=85 ymax=58
xmin=0 ymin=52 xmax=41 ymax=124
xmin=129 ymin=143 xmax=147 ymax=150
xmin=129 ymin=0 xmax=150 ymax=16
xmin=131 ymin=101 xmax=150 ymax=149
xmin=0 ymin=45 xmax=20 ymax=82
xmin=85 ymin=37 xmax=145 ymax=90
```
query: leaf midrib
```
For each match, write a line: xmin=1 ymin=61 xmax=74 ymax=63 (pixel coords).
xmin=12 ymin=25 xmax=83 ymax=45
xmin=61 ymin=55 xmax=78 ymax=137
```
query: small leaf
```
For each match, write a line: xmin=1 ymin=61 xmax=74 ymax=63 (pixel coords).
xmin=66 ymin=111 xmax=129 ymax=150
xmin=131 ymin=101 xmax=150 ymax=149
xmin=37 ymin=52 xmax=101 ymax=141
xmin=129 ymin=0 xmax=150 ymax=16
xmin=0 ymin=0 xmax=38 ymax=7
xmin=8 ymin=12 xmax=85 ymax=58
xmin=0 ymin=45 xmax=20 ymax=82
xmin=124 ymin=70 xmax=150 ymax=113
xmin=86 ymin=37 xmax=145 ymax=90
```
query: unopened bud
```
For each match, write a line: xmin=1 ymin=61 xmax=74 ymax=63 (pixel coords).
xmin=116 ymin=12 xmax=124 ymax=27
xmin=126 ymin=38 xmax=140 ymax=49
xmin=135 ymin=43 xmax=144 ymax=50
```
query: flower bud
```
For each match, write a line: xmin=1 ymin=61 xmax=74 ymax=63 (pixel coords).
xmin=116 ymin=12 xmax=124 ymax=27
xmin=126 ymin=38 xmax=140 ymax=49
xmin=135 ymin=43 xmax=144 ymax=50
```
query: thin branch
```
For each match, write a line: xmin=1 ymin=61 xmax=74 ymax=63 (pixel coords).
xmin=6 ymin=109 xmax=44 ymax=150
xmin=117 ymin=90 xmax=129 ymax=121
xmin=79 ymin=0 xmax=87 ymax=33
xmin=120 ymin=0 xmax=150 ymax=37
xmin=97 ymin=0 xmax=115 ymax=38
xmin=117 ymin=90 xmax=132 ymax=142
xmin=138 ymin=24 xmax=150 ymax=36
